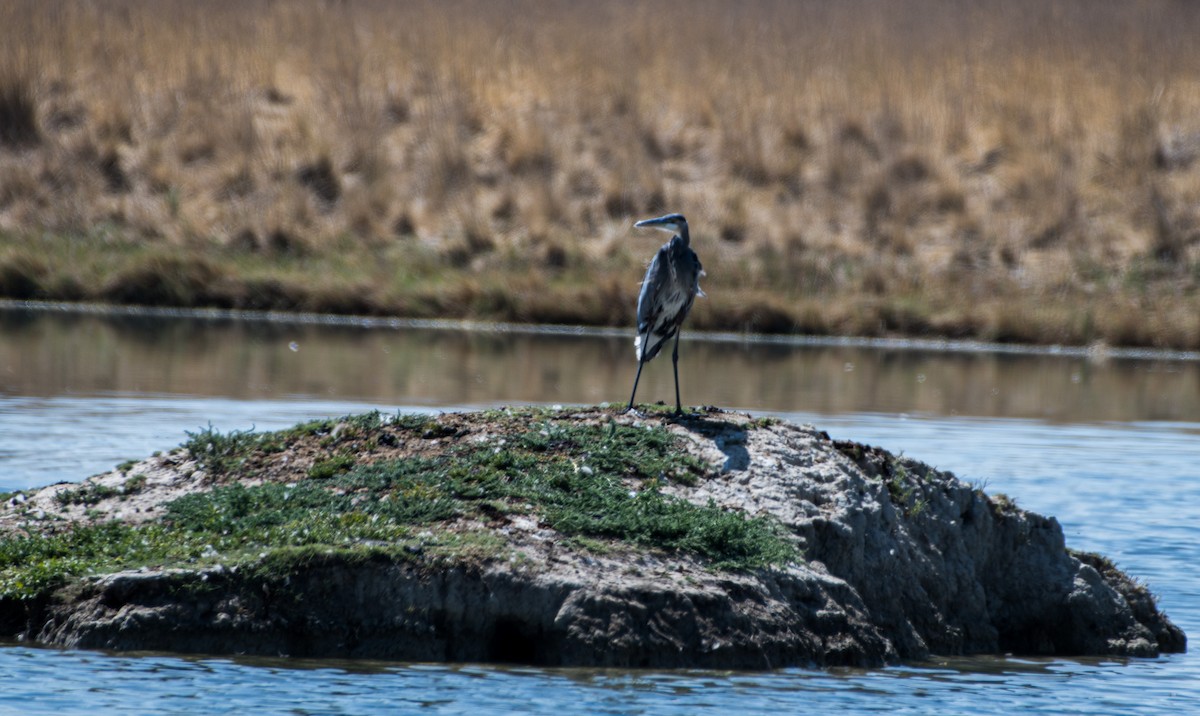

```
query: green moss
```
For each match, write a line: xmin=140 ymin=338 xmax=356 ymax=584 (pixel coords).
xmin=183 ymin=411 xmax=431 ymax=477
xmin=124 ymin=473 xmax=148 ymax=494
xmin=877 ymin=458 xmax=933 ymax=518
xmin=54 ymin=482 xmax=121 ymax=507
xmin=562 ymin=535 xmax=616 ymax=554
xmin=886 ymin=462 xmax=913 ymax=506
xmin=0 ymin=410 xmax=799 ymax=602
xmin=393 ymin=412 xmax=438 ymax=432
xmin=183 ymin=423 xmax=265 ymax=476
xmin=287 ymin=411 xmax=392 ymax=438
xmin=420 ymin=531 xmax=510 ymax=562
xmin=628 ymin=402 xmax=685 ymax=415
xmin=307 ymin=454 xmax=356 ymax=480
xmin=0 ymin=521 xmax=200 ymax=599
xmin=245 ymin=543 xmax=418 ymax=578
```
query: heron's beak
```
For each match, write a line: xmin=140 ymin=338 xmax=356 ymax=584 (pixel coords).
xmin=634 ymin=216 xmax=679 ymax=233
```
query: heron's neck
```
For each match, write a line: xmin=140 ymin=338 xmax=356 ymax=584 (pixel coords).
xmin=675 ymin=225 xmax=690 ymax=247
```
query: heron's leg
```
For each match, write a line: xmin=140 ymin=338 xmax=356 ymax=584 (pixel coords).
xmin=671 ymin=329 xmax=683 ymax=414
xmin=626 ymin=338 xmax=647 ymax=413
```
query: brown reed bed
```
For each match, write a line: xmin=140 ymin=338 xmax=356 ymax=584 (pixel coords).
xmin=1 ymin=0 xmax=1199 ymax=349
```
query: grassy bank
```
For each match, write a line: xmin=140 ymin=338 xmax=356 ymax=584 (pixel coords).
xmin=2 ymin=1 xmax=1199 ymax=348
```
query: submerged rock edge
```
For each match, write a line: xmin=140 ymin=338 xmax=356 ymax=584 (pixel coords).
xmin=0 ymin=407 xmax=1186 ymax=668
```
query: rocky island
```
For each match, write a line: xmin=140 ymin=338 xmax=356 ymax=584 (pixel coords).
xmin=0 ymin=406 xmax=1186 ymax=668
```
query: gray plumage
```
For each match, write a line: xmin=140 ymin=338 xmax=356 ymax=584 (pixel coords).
xmin=626 ymin=213 xmax=705 ymax=414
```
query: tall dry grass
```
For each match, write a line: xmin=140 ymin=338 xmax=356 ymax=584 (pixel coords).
xmin=1 ymin=0 xmax=1199 ymax=348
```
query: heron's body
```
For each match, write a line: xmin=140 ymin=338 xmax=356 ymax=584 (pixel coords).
xmin=626 ymin=213 xmax=704 ymax=414
xmin=635 ymin=234 xmax=703 ymax=362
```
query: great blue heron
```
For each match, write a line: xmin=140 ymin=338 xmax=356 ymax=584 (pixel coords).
xmin=626 ymin=213 xmax=705 ymax=414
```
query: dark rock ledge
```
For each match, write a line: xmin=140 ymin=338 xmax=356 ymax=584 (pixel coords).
xmin=0 ymin=407 xmax=1185 ymax=668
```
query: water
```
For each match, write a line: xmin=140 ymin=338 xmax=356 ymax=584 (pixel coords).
xmin=0 ymin=308 xmax=1197 ymax=714
xmin=0 ymin=649 xmax=1192 ymax=715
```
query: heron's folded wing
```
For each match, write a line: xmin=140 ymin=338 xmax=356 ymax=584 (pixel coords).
xmin=635 ymin=247 xmax=669 ymax=334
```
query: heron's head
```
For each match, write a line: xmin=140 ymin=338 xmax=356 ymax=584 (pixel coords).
xmin=634 ymin=213 xmax=688 ymax=236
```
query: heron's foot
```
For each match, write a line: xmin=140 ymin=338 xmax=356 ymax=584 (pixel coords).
xmin=623 ymin=405 xmax=645 ymax=418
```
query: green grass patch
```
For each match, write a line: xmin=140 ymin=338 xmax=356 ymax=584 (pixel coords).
xmin=124 ymin=474 xmax=148 ymax=493
xmin=183 ymin=410 xmax=428 ymax=476
xmin=0 ymin=410 xmax=799 ymax=602
xmin=307 ymin=454 xmax=356 ymax=479
xmin=0 ymin=521 xmax=197 ymax=599
xmin=183 ymin=423 xmax=266 ymax=476
xmin=54 ymin=482 xmax=121 ymax=507
xmin=170 ymin=415 xmax=777 ymax=569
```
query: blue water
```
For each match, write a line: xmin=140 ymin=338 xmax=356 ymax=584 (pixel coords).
xmin=0 ymin=312 xmax=1197 ymax=714
xmin=0 ymin=647 xmax=1192 ymax=715
xmin=0 ymin=396 xmax=1195 ymax=714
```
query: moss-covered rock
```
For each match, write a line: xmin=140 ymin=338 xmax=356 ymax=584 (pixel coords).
xmin=0 ymin=406 xmax=1186 ymax=667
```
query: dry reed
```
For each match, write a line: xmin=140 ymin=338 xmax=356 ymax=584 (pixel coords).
xmin=1 ymin=0 xmax=1199 ymax=348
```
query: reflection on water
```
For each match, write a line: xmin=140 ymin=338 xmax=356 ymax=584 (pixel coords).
xmin=0 ymin=308 xmax=1197 ymax=715
xmin=1 ymin=310 xmax=1197 ymax=422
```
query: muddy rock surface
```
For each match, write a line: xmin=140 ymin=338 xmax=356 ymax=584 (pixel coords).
xmin=0 ymin=408 xmax=1185 ymax=668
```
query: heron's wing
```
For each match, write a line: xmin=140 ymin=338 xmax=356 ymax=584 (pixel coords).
xmin=636 ymin=246 xmax=670 ymax=334
xmin=688 ymin=249 xmax=706 ymax=298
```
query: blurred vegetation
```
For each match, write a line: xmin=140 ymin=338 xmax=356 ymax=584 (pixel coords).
xmin=1 ymin=0 xmax=1199 ymax=348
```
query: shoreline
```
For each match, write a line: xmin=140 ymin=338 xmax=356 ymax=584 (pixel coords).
xmin=5 ymin=299 xmax=1199 ymax=363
